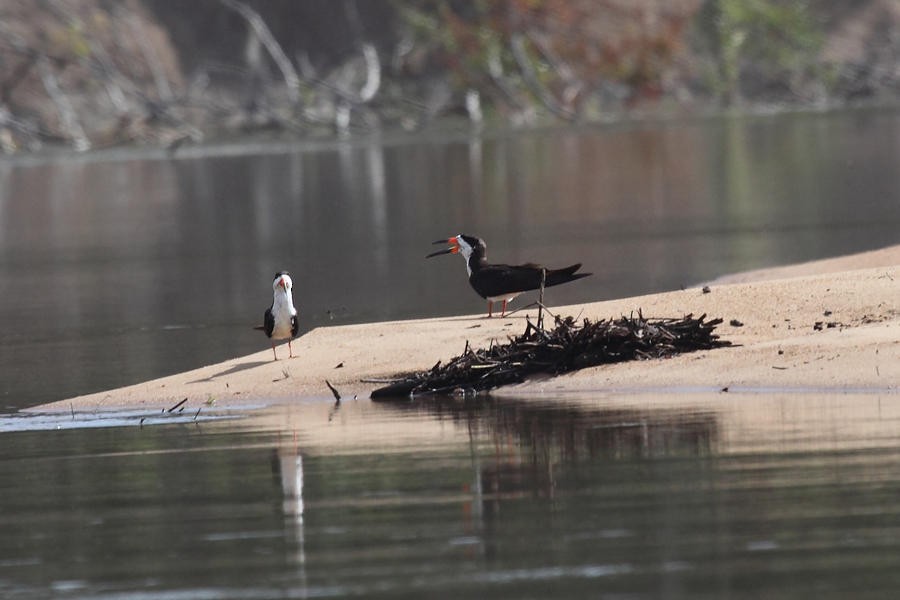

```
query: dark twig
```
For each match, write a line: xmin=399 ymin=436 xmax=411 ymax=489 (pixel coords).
xmin=325 ymin=379 xmax=343 ymax=422
xmin=325 ymin=380 xmax=342 ymax=403
xmin=537 ymin=268 xmax=547 ymax=330
xmin=167 ymin=397 xmax=188 ymax=413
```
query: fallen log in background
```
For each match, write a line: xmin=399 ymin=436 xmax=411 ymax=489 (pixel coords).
xmin=370 ymin=313 xmax=731 ymax=399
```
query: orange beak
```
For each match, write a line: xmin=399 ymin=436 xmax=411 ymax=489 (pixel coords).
xmin=426 ymin=237 xmax=460 ymax=258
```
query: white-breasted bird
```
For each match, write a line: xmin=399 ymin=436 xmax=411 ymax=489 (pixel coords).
xmin=256 ymin=271 xmax=300 ymax=360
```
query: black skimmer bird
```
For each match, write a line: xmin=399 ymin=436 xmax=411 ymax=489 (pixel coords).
xmin=256 ymin=271 xmax=300 ymax=360
xmin=426 ymin=234 xmax=591 ymax=317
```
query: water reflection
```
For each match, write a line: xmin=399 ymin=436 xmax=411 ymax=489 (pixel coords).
xmin=2 ymin=110 xmax=900 ymax=410
xmin=273 ymin=438 xmax=306 ymax=585
xmin=430 ymin=398 xmax=719 ymax=458
xmin=3 ymin=391 xmax=900 ymax=597
xmin=264 ymin=391 xmax=900 ymax=597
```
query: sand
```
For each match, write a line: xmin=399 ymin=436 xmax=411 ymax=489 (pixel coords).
xmin=35 ymin=245 xmax=899 ymax=412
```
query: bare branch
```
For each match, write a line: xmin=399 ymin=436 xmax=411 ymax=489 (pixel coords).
xmin=358 ymin=43 xmax=381 ymax=103
xmin=465 ymin=89 xmax=483 ymax=127
xmin=219 ymin=0 xmax=301 ymax=104
xmin=527 ymin=31 xmax=585 ymax=110
xmin=0 ymin=54 xmax=37 ymax=105
xmin=486 ymin=44 xmax=526 ymax=110
xmin=37 ymin=56 xmax=90 ymax=151
xmin=510 ymin=33 xmax=575 ymax=121
xmin=124 ymin=9 xmax=174 ymax=102
xmin=334 ymin=101 xmax=351 ymax=136
xmin=79 ymin=30 xmax=130 ymax=114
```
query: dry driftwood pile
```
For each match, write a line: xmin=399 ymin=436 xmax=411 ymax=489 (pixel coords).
xmin=370 ymin=313 xmax=731 ymax=399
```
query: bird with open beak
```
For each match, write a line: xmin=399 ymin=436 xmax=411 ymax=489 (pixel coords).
xmin=427 ymin=234 xmax=590 ymax=317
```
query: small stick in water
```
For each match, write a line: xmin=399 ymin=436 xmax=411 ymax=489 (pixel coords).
xmin=325 ymin=380 xmax=342 ymax=404
xmin=167 ymin=397 xmax=188 ymax=413
xmin=326 ymin=380 xmax=342 ymax=422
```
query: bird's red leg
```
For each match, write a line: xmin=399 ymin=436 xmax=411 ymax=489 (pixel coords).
xmin=271 ymin=343 xmax=278 ymax=361
xmin=487 ymin=301 xmax=493 ymax=318
xmin=288 ymin=340 xmax=294 ymax=358
xmin=501 ymin=299 xmax=508 ymax=317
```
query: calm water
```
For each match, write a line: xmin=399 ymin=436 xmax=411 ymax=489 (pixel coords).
xmin=2 ymin=110 xmax=900 ymax=599
xmin=1 ymin=109 xmax=900 ymax=410
xmin=2 ymin=392 xmax=900 ymax=598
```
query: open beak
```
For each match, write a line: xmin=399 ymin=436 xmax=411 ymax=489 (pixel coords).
xmin=277 ymin=277 xmax=286 ymax=290
xmin=425 ymin=237 xmax=459 ymax=258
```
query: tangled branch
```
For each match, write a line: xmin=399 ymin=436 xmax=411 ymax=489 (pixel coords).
xmin=371 ymin=312 xmax=731 ymax=399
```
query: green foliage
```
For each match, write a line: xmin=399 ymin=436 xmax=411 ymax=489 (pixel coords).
xmin=698 ymin=0 xmax=823 ymax=104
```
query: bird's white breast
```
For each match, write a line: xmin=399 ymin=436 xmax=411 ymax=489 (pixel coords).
xmin=270 ymin=290 xmax=298 ymax=340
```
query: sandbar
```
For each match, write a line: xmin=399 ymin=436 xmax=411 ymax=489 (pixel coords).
xmin=35 ymin=245 xmax=899 ymax=412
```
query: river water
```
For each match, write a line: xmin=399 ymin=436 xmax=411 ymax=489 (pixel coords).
xmin=0 ymin=109 xmax=899 ymax=597
xmin=2 ymin=391 xmax=900 ymax=598
xmin=1 ymin=109 xmax=899 ymax=410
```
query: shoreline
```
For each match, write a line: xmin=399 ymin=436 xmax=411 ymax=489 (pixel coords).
xmin=34 ymin=245 xmax=899 ymax=413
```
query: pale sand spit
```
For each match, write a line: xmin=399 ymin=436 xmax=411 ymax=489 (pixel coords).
xmin=35 ymin=245 xmax=899 ymax=411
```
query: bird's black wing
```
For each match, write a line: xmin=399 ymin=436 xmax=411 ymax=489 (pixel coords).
xmin=290 ymin=313 xmax=300 ymax=338
xmin=469 ymin=263 xmax=544 ymax=298
xmin=263 ymin=306 xmax=275 ymax=338
xmin=470 ymin=262 xmax=590 ymax=298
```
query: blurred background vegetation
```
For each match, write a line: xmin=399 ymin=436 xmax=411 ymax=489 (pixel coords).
xmin=0 ymin=0 xmax=897 ymax=152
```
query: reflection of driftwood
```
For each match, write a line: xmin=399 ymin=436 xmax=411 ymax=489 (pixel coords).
xmin=371 ymin=313 xmax=731 ymax=399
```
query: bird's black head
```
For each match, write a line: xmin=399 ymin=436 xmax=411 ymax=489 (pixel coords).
xmin=426 ymin=234 xmax=486 ymax=261
xmin=458 ymin=234 xmax=485 ymax=256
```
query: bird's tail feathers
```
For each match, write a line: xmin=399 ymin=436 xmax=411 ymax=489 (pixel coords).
xmin=546 ymin=263 xmax=591 ymax=287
